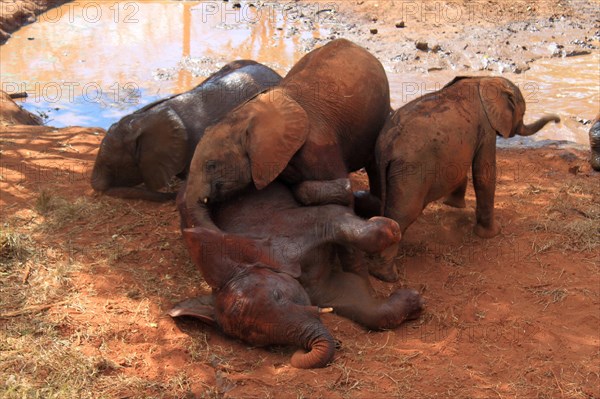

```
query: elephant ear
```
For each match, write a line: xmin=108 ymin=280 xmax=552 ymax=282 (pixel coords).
xmin=129 ymin=108 xmax=188 ymax=191
xmin=478 ymin=78 xmax=516 ymax=138
xmin=246 ymin=89 xmax=309 ymax=190
xmin=168 ymin=296 xmax=216 ymax=325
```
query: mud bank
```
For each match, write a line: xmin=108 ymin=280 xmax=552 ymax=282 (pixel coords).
xmin=0 ymin=0 xmax=70 ymax=43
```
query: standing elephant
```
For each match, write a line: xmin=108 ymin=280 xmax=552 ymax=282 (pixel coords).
xmin=375 ymin=76 xmax=560 ymax=239
xmin=91 ymin=60 xmax=281 ymax=202
xmin=170 ymin=182 xmax=423 ymax=369
xmin=589 ymin=113 xmax=600 ymax=171
xmin=183 ymin=39 xmax=391 ymax=227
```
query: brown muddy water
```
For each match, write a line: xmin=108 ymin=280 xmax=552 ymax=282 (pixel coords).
xmin=1 ymin=0 xmax=598 ymax=145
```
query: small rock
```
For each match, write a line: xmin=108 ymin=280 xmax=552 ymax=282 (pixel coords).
xmin=568 ymin=166 xmax=580 ymax=175
xmin=27 ymin=37 xmax=34 ymax=40
xmin=395 ymin=21 xmax=405 ymax=28
xmin=371 ymin=17 xmax=378 ymax=22
xmin=370 ymin=28 xmax=378 ymax=34
xmin=416 ymin=41 xmax=429 ymax=51
xmin=431 ymin=44 xmax=442 ymax=53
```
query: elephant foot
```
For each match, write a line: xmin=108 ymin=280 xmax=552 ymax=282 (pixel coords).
xmin=391 ymin=289 xmax=425 ymax=322
xmin=366 ymin=243 xmax=400 ymax=283
xmin=345 ymin=216 xmax=401 ymax=254
xmin=443 ymin=196 xmax=466 ymax=209
xmin=375 ymin=289 xmax=424 ymax=330
xmin=473 ymin=221 xmax=500 ymax=238
xmin=293 ymin=178 xmax=352 ymax=206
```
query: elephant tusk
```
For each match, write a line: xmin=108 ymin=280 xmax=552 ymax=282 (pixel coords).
xmin=318 ymin=307 xmax=334 ymax=314
xmin=203 ymin=197 xmax=209 ymax=204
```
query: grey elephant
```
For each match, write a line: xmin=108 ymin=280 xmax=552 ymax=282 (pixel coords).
xmin=170 ymin=181 xmax=423 ymax=369
xmin=589 ymin=113 xmax=600 ymax=171
xmin=91 ymin=60 xmax=282 ymax=201
xmin=373 ymin=76 xmax=560 ymax=243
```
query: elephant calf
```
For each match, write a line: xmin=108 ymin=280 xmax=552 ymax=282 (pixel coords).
xmin=170 ymin=182 xmax=423 ymax=369
xmin=91 ymin=60 xmax=281 ymax=202
xmin=375 ymin=76 xmax=560 ymax=239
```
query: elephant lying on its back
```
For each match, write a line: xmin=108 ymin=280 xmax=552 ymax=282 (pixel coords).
xmin=91 ymin=60 xmax=282 ymax=202
xmin=170 ymin=182 xmax=423 ymax=369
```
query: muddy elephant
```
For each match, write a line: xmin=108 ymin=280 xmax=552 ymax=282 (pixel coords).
xmin=183 ymin=39 xmax=391 ymax=228
xmin=589 ymin=113 xmax=600 ymax=171
xmin=91 ymin=60 xmax=281 ymax=201
xmin=374 ymin=76 xmax=560 ymax=240
xmin=170 ymin=182 xmax=423 ymax=369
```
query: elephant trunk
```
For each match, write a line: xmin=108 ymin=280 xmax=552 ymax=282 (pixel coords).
xmin=590 ymin=117 xmax=600 ymax=171
xmin=517 ymin=114 xmax=560 ymax=137
xmin=178 ymin=181 xmax=219 ymax=230
xmin=289 ymin=320 xmax=336 ymax=369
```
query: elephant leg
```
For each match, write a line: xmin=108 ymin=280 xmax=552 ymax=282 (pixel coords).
xmin=337 ymin=246 xmax=370 ymax=278
xmin=331 ymin=214 xmax=401 ymax=281
xmin=293 ymin=178 xmax=352 ymax=206
xmin=471 ymin=146 xmax=500 ymax=238
xmin=443 ymin=176 xmax=467 ymax=208
xmin=312 ymin=271 xmax=423 ymax=331
xmin=334 ymin=213 xmax=401 ymax=254
xmin=102 ymin=187 xmax=177 ymax=202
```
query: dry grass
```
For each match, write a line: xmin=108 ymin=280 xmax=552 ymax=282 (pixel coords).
xmin=0 ymin=190 xmax=199 ymax=399
xmin=0 ymin=225 xmax=31 ymax=264
xmin=529 ymin=182 xmax=600 ymax=254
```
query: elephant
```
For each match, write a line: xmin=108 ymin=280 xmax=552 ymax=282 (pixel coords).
xmin=183 ymin=39 xmax=391 ymax=228
xmin=90 ymin=60 xmax=282 ymax=202
xmin=374 ymin=76 xmax=560 ymax=241
xmin=589 ymin=113 xmax=600 ymax=171
xmin=169 ymin=181 xmax=424 ymax=369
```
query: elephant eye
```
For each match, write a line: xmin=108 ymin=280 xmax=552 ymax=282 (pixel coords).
xmin=205 ymin=160 xmax=217 ymax=172
xmin=272 ymin=289 xmax=283 ymax=302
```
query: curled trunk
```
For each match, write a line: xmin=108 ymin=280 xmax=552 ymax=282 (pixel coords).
xmin=517 ymin=114 xmax=560 ymax=136
xmin=289 ymin=322 xmax=336 ymax=369
xmin=590 ymin=117 xmax=600 ymax=171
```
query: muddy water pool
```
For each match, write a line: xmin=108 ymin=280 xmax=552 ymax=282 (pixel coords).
xmin=1 ymin=0 xmax=598 ymax=145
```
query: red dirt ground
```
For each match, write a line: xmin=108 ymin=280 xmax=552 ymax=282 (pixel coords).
xmin=1 ymin=0 xmax=598 ymax=397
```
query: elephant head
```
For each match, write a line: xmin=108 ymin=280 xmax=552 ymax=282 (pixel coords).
xmin=185 ymin=88 xmax=309 ymax=227
xmin=474 ymin=77 xmax=560 ymax=138
xmin=91 ymin=107 xmax=187 ymax=200
xmin=169 ymin=226 xmax=335 ymax=369
xmin=589 ymin=114 xmax=600 ymax=171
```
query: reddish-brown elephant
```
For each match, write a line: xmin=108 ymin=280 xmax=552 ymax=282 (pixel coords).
xmin=183 ymin=39 xmax=391 ymax=228
xmin=170 ymin=182 xmax=423 ymax=369
xmin=373 ymin=76 xmax=560 ymax=246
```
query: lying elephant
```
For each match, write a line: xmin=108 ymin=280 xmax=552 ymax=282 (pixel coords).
xmin=170 ymin=182 xmax=423 ymax=369
xmin=375 ymin=76 xmax=560 ymax=240
xmin=589 ymin=113 xmax=600 ymax=171
xmin=184 ymin=38 xmax=391 ymax=228
xmin=91 ymin=60 xmax=281 ymax=201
